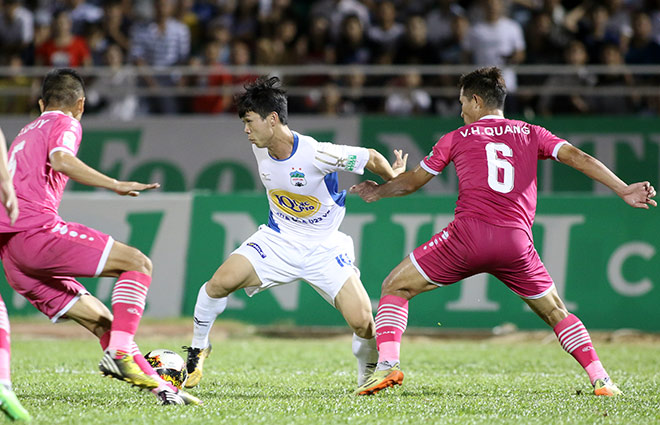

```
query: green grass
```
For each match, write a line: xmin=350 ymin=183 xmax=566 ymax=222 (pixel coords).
xmin=7 ymin=329 xmax=660 ymax=425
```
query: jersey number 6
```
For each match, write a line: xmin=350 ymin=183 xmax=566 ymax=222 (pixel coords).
xmin=485 ymin=142 xmax=514 ymax=194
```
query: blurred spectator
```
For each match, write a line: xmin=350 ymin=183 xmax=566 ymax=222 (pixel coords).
xmin=537 ymin=40 xmax=596 ymax=116
xmin=259 ymin=0 xmax=297 ymax=39
xmin=175 ymin=0 xmax=203 ymax=51
xmin=464 ymin=0 xmax=525 ymax=101
xmin=84 ymin=22 xmax=108 ymax=66
xmin=102 ymin=0 xmax=132 ymax=52
xmin=310 ymin=0 xmax=370 ymax=40
xmin=299 ymin=14 xmax=336 ymax=65
xmin=35 ymin=9 xmax=91 ymax=67
xmin=85 ymin=44 xmax=138 ymax=121
xmin=394 ymin=14 xmax=437 ymax=64
xmin=524 ymin=11 xmax=568 ymax=64
xmin=426 ymin=0 xmax=465 ymax=46
xmin=316 ymin=81 xmax=343 ymax=115
xmin=0 ymin=54 xmax=33 ymax=114
xmin=0 ymin=0 xmax=34 ymax=61
xmin=650 ymin=0 xmax=660 ymax=44
xmin=254 ymin=37 xmax=283 ymax=65
xmin=437 ymin=14 xmax=471 ymax=64
xmin=604 ymin=0 xmax=633 ymax=50
xmin=594 ymin=42 xmax=635 ymax=114
xmin=578 ymin=5 xmax=620 ymax=63
xmin=190 ymin=41 xmax=232 ymax=114
xmin=625 ymin=11 xmax=660 ymax=63
xmin=66 ymin=0 xmax=103 ymax=35
xmin=232 ymin=0 xmax=259 ymax=42
xmin=130 ymin=0 xmax=191 ymax=114
xmin=273 ymin=17 xmax=303 ymax=64
xmin=368 ymin=1 xmax=405 ymax=63
xmin=205 ymin=18 xmax=232 ymax=64
xmin=336 ymin=14 xmax=371 ymax=64
xmin=384 ymin=71 xmax=432 ymax=115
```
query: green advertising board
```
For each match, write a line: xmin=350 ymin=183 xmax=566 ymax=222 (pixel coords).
xmin=183 ymin=193 xmax=659 ymax=331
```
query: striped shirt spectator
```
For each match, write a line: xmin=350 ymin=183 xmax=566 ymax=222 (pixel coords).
xmin=130 ymin=18 xmax=190 ymax=67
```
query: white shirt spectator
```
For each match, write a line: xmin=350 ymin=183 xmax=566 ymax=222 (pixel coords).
xmin=464 ymin=16 xmax=525 ymax=91
xmin=69 ymin=2 xmax=103 ymax=35
xmin=130 ymin=18 xmax=190 ymax=66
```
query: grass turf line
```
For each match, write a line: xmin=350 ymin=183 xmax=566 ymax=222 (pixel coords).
xmin=8 ymin=336 xmax=660 ymax=425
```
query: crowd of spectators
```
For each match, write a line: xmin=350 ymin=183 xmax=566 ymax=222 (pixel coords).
xmin=1 ymin=0 xmax=660 ymax=117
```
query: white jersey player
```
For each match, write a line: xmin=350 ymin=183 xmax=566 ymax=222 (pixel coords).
xmin=184 ymin=76 xmax=407 ymax=389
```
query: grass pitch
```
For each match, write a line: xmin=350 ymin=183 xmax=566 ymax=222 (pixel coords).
xmin=8 ymin=322 xmax=660 ymax=425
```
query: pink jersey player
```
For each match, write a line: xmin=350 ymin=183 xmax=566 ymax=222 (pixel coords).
xmin=351 ymin=67 xmax=656 ymax=398
xmin=0 ymin=111 xmax=82 ymax=232
xmin=0 ymin=68 xmax=200 ymax=406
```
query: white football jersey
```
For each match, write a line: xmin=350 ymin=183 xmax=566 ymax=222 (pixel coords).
xmin=253 ymin=131 xmax=370 ymax=240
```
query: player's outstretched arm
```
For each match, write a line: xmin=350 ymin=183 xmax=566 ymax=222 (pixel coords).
xmin=0 ymin=127 xmax=18 ymax=224
xmin=350 ymin=165 xmax=434 ymax=203
xmin=557 ymin=144 xmax=657 ymax=209
xmin=50 ymin=151 xmax=160 ymax=196
xmin=364 ymin=149 xmax=409 ymax=181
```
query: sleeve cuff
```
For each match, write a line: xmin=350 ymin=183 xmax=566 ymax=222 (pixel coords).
xmin=420 ymin=159 xmax=440 ymax=175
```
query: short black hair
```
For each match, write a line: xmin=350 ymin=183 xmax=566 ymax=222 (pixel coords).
xmin=236 ymin=76 xmax=288 ymax=125
xmin=41 ymin=68 xmax=86 ymax=109
xmin=458 ymin=66 xmax=507 ymax=110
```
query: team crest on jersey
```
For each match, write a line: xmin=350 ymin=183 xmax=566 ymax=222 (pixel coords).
xmin=269 ymin=190 xmax=320 ymax=218
xmin=289 ymin=168 xmax=307 ymax=187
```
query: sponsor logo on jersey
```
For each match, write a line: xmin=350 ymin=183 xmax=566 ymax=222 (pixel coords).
xmin=247 ymin=242 xmax=267 ymax=258
xmin=345 ymin=154 xmax=357 ymax=171
xmin=289 ymin=168 xmax=307 ymax=187
xmin=269 ymin=190 xmax=321 ymax=218
xmin=335 ymin=253 xmax=352 ymax=267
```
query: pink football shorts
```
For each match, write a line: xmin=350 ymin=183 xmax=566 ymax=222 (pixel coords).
xmin=0 ymin=220 xmax=114 ymax=322
xmin=410 ymin=217 xmax=554 ymax=299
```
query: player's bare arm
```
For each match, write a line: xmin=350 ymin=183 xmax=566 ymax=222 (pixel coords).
xmin=350 ymin=165 xmax=434 ymax=203
xmin=0 ymin=127 xmax=18 ymax=225
xmin=364 ymin=149 xmax=408 ymax=181
xmin=50 ymin=151 xmax=160 ymax=196
xmin=557 ymin=144 xmax=657 ymax=209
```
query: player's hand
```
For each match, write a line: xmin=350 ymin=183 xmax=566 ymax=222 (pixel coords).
xmin=113 ymin=181 xmax=161 ymax=197
xmin=620 ymin=181 xmax=657 ymax=209
xmin=391 ymin=149 xmax=408 ymax=178
xmin=0 ymin=179 xmax=18 ymax=225
xmin=349 ymin=180 xmax=381 ymax=203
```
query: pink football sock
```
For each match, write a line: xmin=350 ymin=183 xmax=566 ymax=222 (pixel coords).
xmin=375 ymin=295 xmax=409 ymax=364
xmin=554 ymin=314 xmax=608 ymax=384
xmin=107 ymin=271 xmax=151 ymax=355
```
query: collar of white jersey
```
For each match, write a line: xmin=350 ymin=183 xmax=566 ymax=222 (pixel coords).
xmin=478 ymin=114 xmax=505 ymax=121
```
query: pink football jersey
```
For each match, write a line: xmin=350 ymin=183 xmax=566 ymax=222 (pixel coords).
xmin=421 ymin=115 xmax=567 ymax=235
xmin=0 ymin=111 xmax=82 ymax=231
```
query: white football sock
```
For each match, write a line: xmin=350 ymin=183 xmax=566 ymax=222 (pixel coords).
xmin=352 ymin=333 xmax=378 ymax=386
xmin=191 ymin=282 xmax=228 ymax=349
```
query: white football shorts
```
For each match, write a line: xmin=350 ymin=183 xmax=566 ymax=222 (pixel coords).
xmin=231 ymin=225 xmax=360 ymax=306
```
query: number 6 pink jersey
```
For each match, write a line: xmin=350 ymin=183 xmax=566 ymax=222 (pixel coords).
xmin=0 ymin=111 xmax=82 ymax=232
xmin=421 ymin=115 xmax=568 ymax=238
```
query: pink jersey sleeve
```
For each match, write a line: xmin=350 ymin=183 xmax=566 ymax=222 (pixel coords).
xmin=48 ymin=116 xmax=82 ymax=158
xmin=534 ymin=125 xmax=568 ymax=161
xmin=421 ymin=132 xmax=454 ymax=175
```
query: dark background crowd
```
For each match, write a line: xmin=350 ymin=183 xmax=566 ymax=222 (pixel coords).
xmin=1 ymin=0 xmax=660 ymax=118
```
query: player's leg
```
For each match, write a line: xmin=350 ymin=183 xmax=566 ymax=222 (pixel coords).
xmin=0 ymin=296 xmax=30 ymax=421
xmin=355 ymin=256 xmax=438 ymax=395
xmin=185 ymin=253 xmax=261 ymax=388
xmin=523 ymin=288 xmax=622 ymax=396
xmin=334 ymin=274 xmax=378 ymax=386
xmin=493 ymin=226 xmax=621 ymax=397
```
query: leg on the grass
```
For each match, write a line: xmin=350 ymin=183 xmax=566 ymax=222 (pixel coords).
xmin=524 ymin=287 xmax=622 ymax=396
xmin=356 ymin=256 xmax=436 ymax=395
xmin=334 ymin=274 xmax=377 ymax=386
xmin=186 ymin=254 xmax=260 ymax=388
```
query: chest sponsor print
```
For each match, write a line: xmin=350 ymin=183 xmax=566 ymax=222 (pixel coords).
xmin=268 ymin=189 xmax=321 ymax=218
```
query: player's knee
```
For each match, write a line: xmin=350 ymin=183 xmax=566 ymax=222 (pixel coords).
xmin=350 ymin=313 xmax=375 ymax=339
xmin=206 ymin=275 xmax=232 ymax=298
